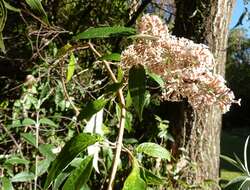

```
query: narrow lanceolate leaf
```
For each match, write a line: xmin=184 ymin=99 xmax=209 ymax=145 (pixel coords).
xmin=3 ymin=1 xmax=20 ymax=12
xmin=11 ymin=172 xmax=35 ymax=182
xmin=1 ymin=177 xmax=14 ymax=190
xmin=100 ymin=53 xmax=121 ymax=62
xmin=128 ymin=65 xmax=146 ymax=121
xmin=0 ymin=0 xmax=7 ymax=32
xmin=104 ymin=82 xmax=123 ymax=94
xmin=78 ymin=98 xmax=108 ymax=121
xmin=74 ymin=26 xmax=136 ymax=40
xmin=136 ymin=142 xmax=171 ymax=161
xmin=244 ymin=136 xmax=250 ymax=175
xmin=224 ymin=176 xmax=248 ymax=189
xmin=66 ymin=52 xmax=76 ymax=82
xmin=44 ymin=133 xmax=99 ymax=189
xmin=0 ymin=0 xmax=7 ymax=53
xmin=122 ymin=159 xmax=146 ymax=190
xmin=25 ymin=0 xmax=48 ymax=23
xmin=62 ymin=156 xmax=93 ymax=190
xmin=147 ymin=71 xmax=165 ymax=89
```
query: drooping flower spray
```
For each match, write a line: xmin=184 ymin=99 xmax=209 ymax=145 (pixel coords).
xmin=121 ymin=14 xmax=240 ymax=113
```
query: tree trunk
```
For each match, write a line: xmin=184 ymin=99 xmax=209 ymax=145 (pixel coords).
xmin=171 ymin=0 xmax=235 ymax=188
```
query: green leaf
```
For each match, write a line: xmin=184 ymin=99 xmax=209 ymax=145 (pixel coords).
xmin=57 ymin=43 xmax=72 ymax=57
xmin=44 ymin=133 xmax=99 ymax=189
xmin=11 ymin=172 xmax=35 ymax=182
xmin=117 ymin=66 xmax=124 ymax=82
xmin=1 ymin=177 xmax=14 ymax=190
xmin=220 ymin=155 xmax=244 ymax=173
xmin=136 ymin=142 xmax=171 ymax=161
xmin=141 ymin=168 xmax=164 ymax=185
xmin=100 ymin=53 xmax=121 ymax=62
xmin=3 ymin=1 xmax=20 ymax=12
xmin=116 ymin=103 xmax=133 ymax=132
xmin=74 ymin=26 xmax=136 ymax=40
xmin=125 ymin=91 xmax=132 ymax=108
xmin=122 ymin=159 xmax=146 ymax=190
xmin=21 ymin=133 xmax=36 ymax=147
xmin=4 ymin=156 xmax=29 ymax=165
xmin=104 ymin=82 xmax=123 ymax=94
xmin=0 ymin=0 xmax=7 ymax=53
xmin=22 ymin=118 xmax=36 ymax=126
xmin=147 ymin=71 xmax=165 ymax=89
xmin=66 ymin=52 xmax=76 ymax=82
xmin=39 ymin=118 xmax=58 ymax=128
xmin=128 ymin=65 xmax=146 ymax=121
xmin=37 ymin=159 xmax=51 ymax=176
xmin=38 ymin=144 xmax=56 ymax=161
xmin=25 ymin=0 xmax=48 ymax=22
xmin=62 ymin=156 xmax=93 ymax=190
xmin=78 ymin=98 xmax=108 ymax=121
xmin=52 ymin=172 xmax=71 ymax=190
xmin=0 ymin=33 xmax=5 ymax=53
xmin=224 ymin=176 xmax=248 ymax=189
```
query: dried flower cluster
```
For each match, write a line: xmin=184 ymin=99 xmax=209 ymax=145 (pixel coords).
xmin=121 ymin=14 xmax=240 ymax=113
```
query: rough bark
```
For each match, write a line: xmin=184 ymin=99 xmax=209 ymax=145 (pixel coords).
xmin=171 ymin=0 xmax=235 ymax=188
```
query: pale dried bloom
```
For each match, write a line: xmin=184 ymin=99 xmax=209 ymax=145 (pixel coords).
xmin=121 ymin=14 xmax=239 ymax=113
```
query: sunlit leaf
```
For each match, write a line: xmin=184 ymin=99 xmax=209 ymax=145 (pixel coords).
xmin=100 ymin=53 xmax=121 ymax=62
xmin=128 ymin=65 xmax=146 ymax=121
xmin=74 ymin=26 xmax=136 ymax=40
xmin=66 ymin=52 xmax=76 ymax=82
xmin=3 ymin=1 xmax=20 ymax=12
xmin=25 ymin=0 xmax=48 ymax=22
xmin=122 ymin=158 xmax=146 ymax=190
xmin=224 ymin=176 xmax=248 ymax=189
xmin=22 ymin=118 xmax=36 ymax=126
xmin=62 ymin=156 xmax=93 ymax=190
xmin=136 ymin=142 xmax=171 ymax=161
xmin=11 ymin=172 xmax=35 ymax=182
xmin=1 ymin=177 xmax=14 ymax=190
xmin=117 ymin=66 xmax=124 ymax=82
xmin=44 ymin=133 xmax=99 ymax=188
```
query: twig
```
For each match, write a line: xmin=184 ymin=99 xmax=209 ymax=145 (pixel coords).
xmin=126 ymin=0 xmax=152 ymax=27
xmin=1 ymin=124 xmax=24 ymax=158
xmin=60 ymin=61 xmax=80 ymax=116
xmin=88 ymin=42 xmax=126 ymax=190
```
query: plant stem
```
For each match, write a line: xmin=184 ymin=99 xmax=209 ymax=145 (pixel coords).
xmin=34 ymin=110 xmax=40 ymax=190
xmin=88 ymin=42 xmax=127 ymax=190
